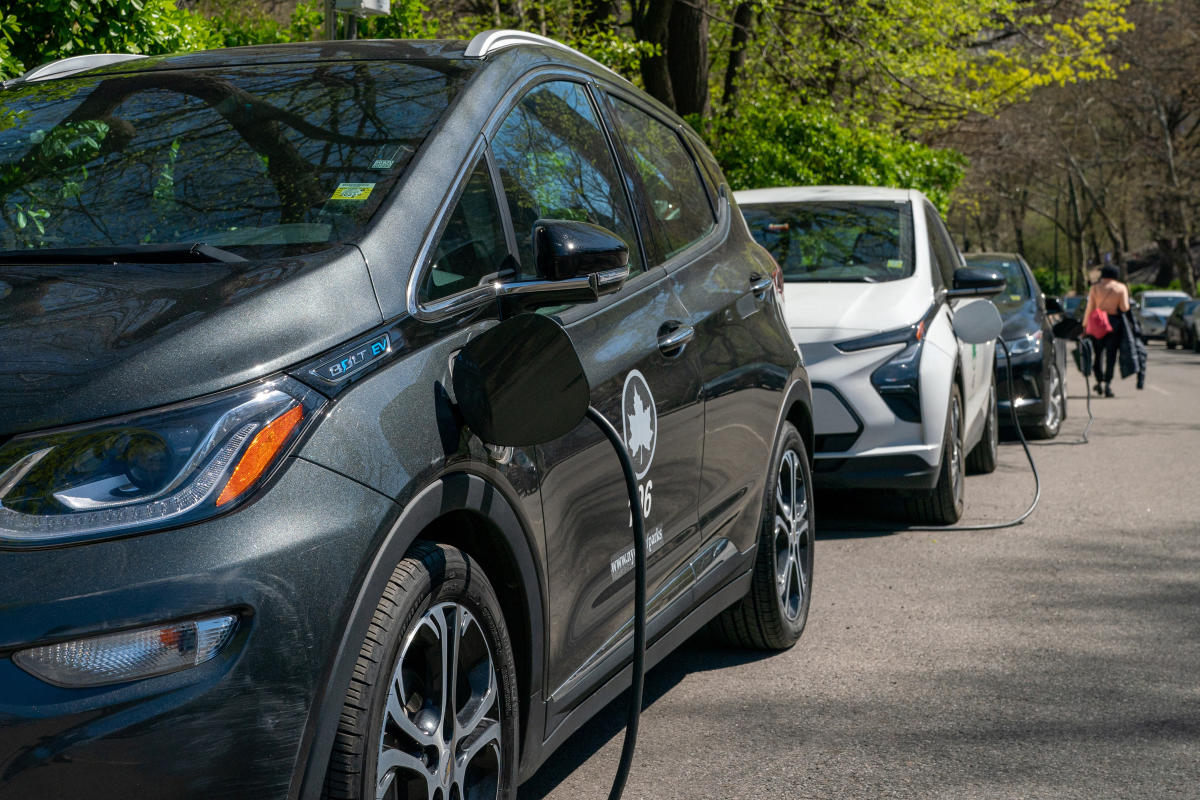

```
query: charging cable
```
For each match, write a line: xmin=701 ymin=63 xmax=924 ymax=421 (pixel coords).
xmin=584 ymin=406 xmax=646 ymax=800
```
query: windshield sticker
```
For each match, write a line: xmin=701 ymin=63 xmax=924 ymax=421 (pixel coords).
xmin=886 ymin=259 xmax=904 ymax=271
xmin=622 ymin=370 xmax=657 ymax=480
xmin=331 ymin=182 xmax=375 ymax=201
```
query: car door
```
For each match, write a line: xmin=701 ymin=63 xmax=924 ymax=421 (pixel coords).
xmin=924 ymin=201 xmax=989 ymax=438
xmin=598 ymin=90 xmax=795 ymax=564
xmin=487 ymin=77 xmax=704 ymax=723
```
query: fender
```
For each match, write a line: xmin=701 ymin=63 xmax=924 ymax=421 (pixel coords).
xmin=291 ymin=472 xmax=546 ymax=800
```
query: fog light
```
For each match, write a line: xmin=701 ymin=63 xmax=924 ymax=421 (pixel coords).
xmin=13 ymin=614 xmax=238 ymax=687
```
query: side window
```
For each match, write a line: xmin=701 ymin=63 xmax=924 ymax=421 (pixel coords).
xmin=418 ymin=157 xmax=510 ymax=304
xmin=924 ymin=201 xmax=959 ymax=290
xmin=490 ymin=81 xmax=642 ymax=278
xmin=608 ymin=96 xmax=716 ymax=260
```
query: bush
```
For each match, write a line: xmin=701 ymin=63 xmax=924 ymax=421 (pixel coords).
xmin=1031 ymin=267 xmax=1071 ymax=296
xmin=704 ymin=99 xmax=966 ymax=211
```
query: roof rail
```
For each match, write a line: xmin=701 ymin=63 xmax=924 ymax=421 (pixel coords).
xmin=464 ymin=29 xmax=620 ymax=79
xmin=7 ymin=53 xmax=147 ymax=87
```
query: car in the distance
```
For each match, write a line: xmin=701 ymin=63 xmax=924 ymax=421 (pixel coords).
xmin=0 ymin=33 xmax=814 ymax=799
xmin=1164 ymin=299 xmax=1200 ymax=351
xmin=1135 ymin=289 xmax=1191 ymax=339
xmin=736 ymin=185 xmax=1004 ymax=525
xmin=964 ymin=253 xmax=1068 ymax=439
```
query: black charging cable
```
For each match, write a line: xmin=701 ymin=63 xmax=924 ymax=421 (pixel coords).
xmin=584 ymin=406 xmax=646 ymax=800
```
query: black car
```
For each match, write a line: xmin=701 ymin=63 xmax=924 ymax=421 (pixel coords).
xmin=1165 ymin=299 xmax=1200 ymax=351
xmin=964 ymin=253 xmax=1067 ymax=439
xmin=0 ymin=34 xmax=814 ymax=800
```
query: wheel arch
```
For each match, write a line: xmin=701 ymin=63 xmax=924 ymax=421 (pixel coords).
xmin=293 ymin=472 xmax=546 ymax=800
xmin=783 ymin=383 xmax=815 ymax=466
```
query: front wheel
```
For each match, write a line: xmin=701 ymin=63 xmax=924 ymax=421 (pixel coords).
xmin=1029 ymin=363 xmax=1065 ymax=440
xmin=904 ymin=382 xmax=964 ymax=525
xmin=325 ymin=542 xmax=519 ymax=800
xmin=708 ymin=421 xmax=813 ymax=650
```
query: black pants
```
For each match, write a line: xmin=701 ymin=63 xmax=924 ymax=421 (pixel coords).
xmin=1093 ymin=312 xmax=1123 ymax=383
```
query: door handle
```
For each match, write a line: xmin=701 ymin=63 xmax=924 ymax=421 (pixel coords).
xmin=750 ymin=274 xmax=774 ymax=298
xmin=657 ymin=322 xmax=695 ymax=354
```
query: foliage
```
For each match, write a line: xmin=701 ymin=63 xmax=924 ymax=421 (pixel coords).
xmin=0 ymin=0 xmax=221 ymax=79
xmin=1032 ymin=267 xmax=1072 ymax=296
xmin=706 ymin=100 xmax=967 ymax=211
xmin=0 ymin=12 xmax=19 ymax=77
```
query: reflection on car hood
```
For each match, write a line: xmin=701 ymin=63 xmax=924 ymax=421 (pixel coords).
xmin=0 ymin=246 xmax=381 ymax=437
xmin=782 ymin=278 xmax=932 ymax=344
xmin=998 ymin=300 xmax=1040 ymax=341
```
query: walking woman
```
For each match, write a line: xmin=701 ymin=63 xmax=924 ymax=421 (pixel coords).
xmin=1083 ymin=264 xmax=1131 ymax=396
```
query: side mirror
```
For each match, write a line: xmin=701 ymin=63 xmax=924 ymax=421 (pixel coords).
xmin=497 ymin=220 xmax=630 ymax=311
xmin=947 ymin=267 xmax=1006 ymax=298
xmin=1044 ymin=296 xmax=1064 ymax=314
xmin=453 ymin=313 xmax=589 ymax=446
xmin=952 ymin=298 xmax=1004 ymax=344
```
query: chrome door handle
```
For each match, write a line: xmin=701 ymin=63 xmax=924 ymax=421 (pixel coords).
xmin=750 ymin=275 xmax=774 ymax=298
xmin=657 ymin=323 xmax=695 ymax=354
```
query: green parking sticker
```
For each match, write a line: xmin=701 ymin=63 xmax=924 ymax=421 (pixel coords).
xmin=331 ymin=182 xmax=374 ymax=201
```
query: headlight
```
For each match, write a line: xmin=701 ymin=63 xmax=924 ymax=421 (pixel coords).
xmin=997 ymin=330 xmax=1042 ymax=359
xmin=0 ymin=377 xmax=324 ymax=545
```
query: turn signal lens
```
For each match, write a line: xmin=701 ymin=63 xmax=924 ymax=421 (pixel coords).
xmin=13 ymin=614 xmax=238 ymax=687
xmin=216 ymin=404 xmax=304 ymax=506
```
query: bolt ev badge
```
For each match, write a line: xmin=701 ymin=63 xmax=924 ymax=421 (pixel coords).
xmin=622 ymin=370 xmax=656 ymax=479
xmin=309 ymin=333 xmax=390 ymax=383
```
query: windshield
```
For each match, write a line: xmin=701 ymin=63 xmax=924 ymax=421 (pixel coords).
xmin=1143 ymin=295 xmax=1189 ymax=308
xmin=741 ymin=201 xmax=914 ymax=283
xmin=0 ymin=60 xmax=472 ymax=258
xmin=965 ymin=257 xmax=1031 ymax=313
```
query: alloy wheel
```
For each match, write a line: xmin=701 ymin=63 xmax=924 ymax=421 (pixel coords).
xmin=774 ymin=448 xmax=811 ymax=622
xmin=377 ymin=602 xmax=501 ymax=800
xmin=1044 ymin=367 xmax=1064 ymax=432
xmin=950 ymin=397 xmax=963 ymax=505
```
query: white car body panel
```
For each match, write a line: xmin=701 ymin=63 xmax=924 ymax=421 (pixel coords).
xmin=734 ymin=186 xmax=995 ymax=489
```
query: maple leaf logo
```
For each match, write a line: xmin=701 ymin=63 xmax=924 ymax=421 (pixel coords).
xmin=626 ymin=387 xmax=654 ymax=460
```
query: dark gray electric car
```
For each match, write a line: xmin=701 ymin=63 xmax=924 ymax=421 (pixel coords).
xmin=0 ymin=32 xmax=814 ymax=800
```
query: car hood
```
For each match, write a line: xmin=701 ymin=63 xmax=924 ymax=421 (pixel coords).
xmin=782 ymin=279 xmax=933 ymax=344
xmin=998 ymin=301 xmax=1040 ymax=341
xmin=0 ymin=246 xmax=382 ymax=437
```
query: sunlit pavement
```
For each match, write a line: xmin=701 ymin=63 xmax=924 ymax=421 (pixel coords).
xmin=525 ymin=342 xmax=1200 ymax=800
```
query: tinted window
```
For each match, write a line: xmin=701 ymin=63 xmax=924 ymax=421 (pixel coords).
xmin=1144 ymin=294 xmax=1188 ymax=308
xmin=0 ymin=62 xmax=472 ymax=258
xmin=418 ymin=158 xmax=510 ymax=304
xmin=924 ymin=202 xmax=960 ymax=289
xmin=490 ymin=81 xmax=640 ymax=278
xmin=608 ymin=97 xmax=715 ymax=259
xmin=740 ymin=201 xmax=914 ymax=283
xmin=966 ymin=257 xmax=1032 ymax=313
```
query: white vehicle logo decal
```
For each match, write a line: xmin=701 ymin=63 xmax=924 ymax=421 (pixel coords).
xmin=621 ymin=369 xmax=657 ymax=480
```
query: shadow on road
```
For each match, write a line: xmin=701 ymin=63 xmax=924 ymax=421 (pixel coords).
xmin=519 ymin=639 xmax=779 ymax=799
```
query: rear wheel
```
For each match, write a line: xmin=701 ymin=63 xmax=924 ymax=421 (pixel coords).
xmin=965 ymin=377 xmax=998 ymax=474
xmin=709 ymin=422 xmax=813 ymax=650
xmin=1166 ymin=335 xmax=1177 ymax=350
xmin=904 ymin=382 xmax=964 ymax=525
xmin=1028 ymin=363 xmax=1065 ymax=440
xmin=326 ymin=542 xmax=518 ymax=800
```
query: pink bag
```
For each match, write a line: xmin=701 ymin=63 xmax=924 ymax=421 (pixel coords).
xmin=1086 ymin=307 xmax=1113 ymax=339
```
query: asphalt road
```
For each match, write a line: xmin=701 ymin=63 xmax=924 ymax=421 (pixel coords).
xmin=523 ymin=341 xmax=1200 ymax=799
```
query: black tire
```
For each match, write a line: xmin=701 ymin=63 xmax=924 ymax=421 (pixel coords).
xmin=904 ymin=382 xmax=964 ymax=525
xmin=965 ymin=376 xmax=998 ymax=474
xmin=1028 ymin=363 xmax=1065 ymax=440
xmin=1166 ymin=336 xmax=1177 ymax=350
xmin=1193 ymin=327 xmax=1200 ymax=353
xmin=326 ymin=542 xmax=519 ymax=800
xmin=708 ymin=422 xmax=813 ymax=650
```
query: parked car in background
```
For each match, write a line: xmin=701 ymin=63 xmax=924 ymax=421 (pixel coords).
xmin=964 ymin=253 xmax=1068 ymax=439
xmin=1164 ymin=299 xmax=1200 ymax=351
xmin=1060 ymin=294 xmax=1085 ymax=319
xmin=0 ymin=33 xmax=816 ymax=799
xmin=736 ymin=185 xmax=1004 ymax=524
xmin=1135 ymin=290 xmax=1191 ymax=339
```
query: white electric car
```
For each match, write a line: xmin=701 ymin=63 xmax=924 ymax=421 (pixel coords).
xmin=736 ymin=186 xmax=1004 ymax=523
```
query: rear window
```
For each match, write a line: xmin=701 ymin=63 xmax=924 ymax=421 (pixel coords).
xmin=0 ymin=60 xmax=473 ymax=258
xmin=741 ymin=201 xmax=914 ymax=283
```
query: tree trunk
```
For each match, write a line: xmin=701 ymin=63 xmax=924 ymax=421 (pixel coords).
xmin=667 ymin=0 xmax=710 ymax=118
xmin=634 ymin=0 xmax=675 ymax=109
xmin=722 ymin=3 xmax=756 ymax=111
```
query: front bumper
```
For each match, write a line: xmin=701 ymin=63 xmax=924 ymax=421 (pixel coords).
xmin=0 ymin=458 xmax=395 ymax=799
xmin=994 ymin=350 xmax=1047 ymax=424
xmin=1140 ymin=316 xmax=1167 ymax=337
